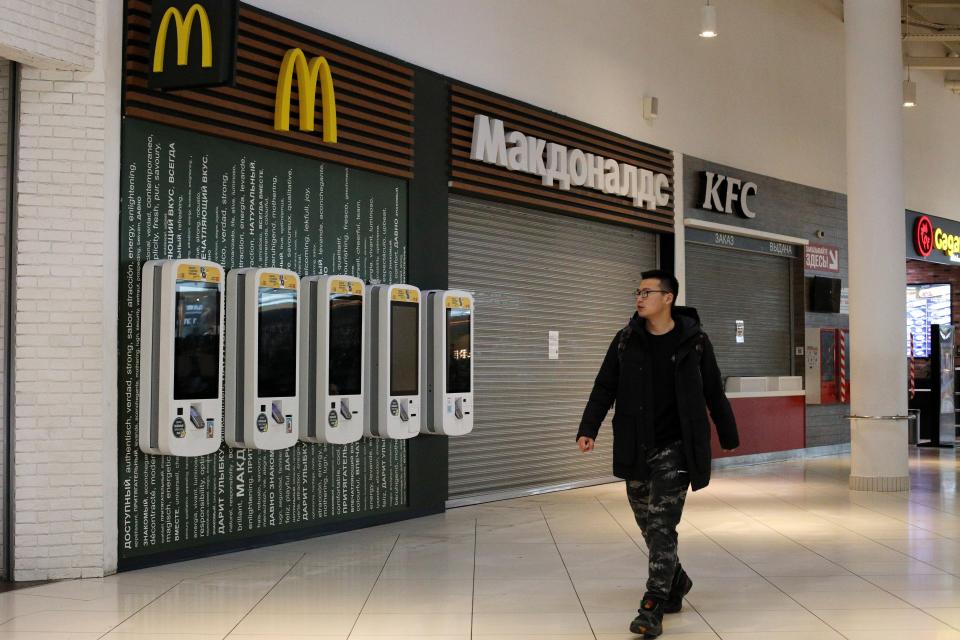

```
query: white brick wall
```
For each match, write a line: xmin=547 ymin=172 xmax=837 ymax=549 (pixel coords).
xmin=0 ymin=0 xmax=97 ymax=71
xmin=0 ymin=60 xmax=9 ymax=576
xmin=13 ymin=63 xmax=107 ymax=581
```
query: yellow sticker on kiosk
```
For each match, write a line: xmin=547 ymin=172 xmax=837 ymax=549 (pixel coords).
xmin=259 ymin=272 xmax=298 ymax=289
xmin=177 ymin=263 xmax=221 ymax=284
xmin=391 ymin=287 xmax=419 ymax=303
xmin=331 ymin=279 xmax=363 ymax=295
xmin=445 ymin=296 xmax=471 ymax=310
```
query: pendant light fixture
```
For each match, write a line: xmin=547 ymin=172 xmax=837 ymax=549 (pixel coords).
xmin=903 ymin=67 xmax=917 ymax=108
xmin=700 ymin=1 xmax=718 ymax=38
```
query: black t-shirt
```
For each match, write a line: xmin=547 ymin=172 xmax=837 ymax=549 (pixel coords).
xmin=646 ymin=323 xmax=683 ymax=447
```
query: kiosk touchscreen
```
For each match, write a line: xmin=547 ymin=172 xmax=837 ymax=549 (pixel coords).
xmin=422 ymin=290 xmax=474 ymax=436
xmin=139 ymin=259 xmax=225 ymax=456
xmin=365 ymin=284 xmax=421 ymax=439
xmin=226 ymin=268 xmax=300 ymax=450
xmin=300 ymin=275 xmax=366 ymax=444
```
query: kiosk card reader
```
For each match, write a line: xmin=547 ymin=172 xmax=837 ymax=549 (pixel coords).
xmin=421 ymin=290 xmax=474 ymax=436
xmin=365 ymin=284 xmax=421 ymax=439
xmin=139 ymin=259 xmax=225 ymax=456
xmin=300 ymin=275 xmax=366 ymax=444
xmin=226 ymin=268 xmax=300 ymax=450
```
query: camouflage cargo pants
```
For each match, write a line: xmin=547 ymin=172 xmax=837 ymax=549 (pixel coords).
xmin=625 ymin=441 xmax=689 ymax=601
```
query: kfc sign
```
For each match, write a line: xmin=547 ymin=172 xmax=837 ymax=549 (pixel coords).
xmin=700 ymin=171 xmax=758 ymax=219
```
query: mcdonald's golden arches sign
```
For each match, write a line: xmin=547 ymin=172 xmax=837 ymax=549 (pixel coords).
xmin=149 ymin=0 xmax=238 ymax=90
xmin=273 ymin=48 xmax=337 ymax=143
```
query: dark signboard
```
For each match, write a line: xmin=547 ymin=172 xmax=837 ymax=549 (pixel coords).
xmin=148 ymin=0 xmax=238 ymax=90
xmin=119 ymin=117 xmax=408 ymax=561
xmin=906 ymin=211 xmax=960 ymax=266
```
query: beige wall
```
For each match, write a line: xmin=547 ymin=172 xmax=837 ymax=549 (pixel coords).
xmin=251 ymin=0 xmax=848 ymax=194
xmin=904 ymin=69 xmax=960 ymax=221
xmin=251 ymin=0 xmax=960 ymax=222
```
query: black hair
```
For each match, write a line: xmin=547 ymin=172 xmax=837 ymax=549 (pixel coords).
xmin=641 ymin=269 xmax=679 ymax=304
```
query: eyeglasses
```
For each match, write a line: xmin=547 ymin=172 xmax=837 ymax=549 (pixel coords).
xmin=635 ymin=289 xmax=669 ymax=299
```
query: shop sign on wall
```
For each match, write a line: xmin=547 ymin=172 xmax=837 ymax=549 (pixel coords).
xmin=804 ymin=244 xmax=840 ymax=273
xmin=685 ymin=227 xmax=800 ymax=258
xmin=907 ymin=212 xmax=960 ymax=265
xmin=469 ymin=115 xmax=671 ymax=212
xmin=149 ymin=0 xmax=238 ymax=90
xmin=700 ymin=171 xmax=758 ymax=219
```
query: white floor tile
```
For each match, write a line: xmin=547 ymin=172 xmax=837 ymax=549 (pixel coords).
xmin=0 ymin=610 xmax=128 ymax=634
xmin=351 ymin=612 xmax=471 ymax=636
xmin=472 ymin=612 xmax=593 ymax=635
xmin=473 ymin=578 xmax=581 ymax=613
xmin=15 ymin=451 xmax=960 ymax=639
xmin=813 ymin=608 xmax=954 ymax=631
xmin=789 ymin=589 xmax=914 ymax=610
xmin=695 ymin=608 xmax=835 ymax=633
xmin=363 ymin=578 xmax=474 ymax=613
xmin=230 ymin=612 xmax=356 ymax=636
xmin=0 ymin=633 xmax=104 ymax=640
xmin=717 ymin=633 xmax=845 ymax=640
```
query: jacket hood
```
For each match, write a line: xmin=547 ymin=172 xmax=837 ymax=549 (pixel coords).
xmin=627 ymin=305 xmax=702 ymax=341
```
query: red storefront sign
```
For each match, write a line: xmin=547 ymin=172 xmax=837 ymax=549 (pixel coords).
xmin=914 ymin=215 xmax=934 ymax=257
xmin=804 ymin=243 xmax=840 ymax=273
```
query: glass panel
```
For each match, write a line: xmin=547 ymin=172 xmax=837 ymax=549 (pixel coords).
xmin=389 ymin=301 xmax=418 ymax=396
xmin=329 ymin=294 xmax=362 ymax=396
xmin=446 ymin=308 xmax=471 ymax=393
xmin=258 ymin=287 xmax=297 ymax=398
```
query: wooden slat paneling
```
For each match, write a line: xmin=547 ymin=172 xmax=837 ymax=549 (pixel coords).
xmin=450 ymin=83 xmax=674 ymax=233
xmin=124 ymin=0 xmax=414 ymax=178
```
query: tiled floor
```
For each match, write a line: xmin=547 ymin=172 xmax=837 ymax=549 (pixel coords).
xmin=5 ymin=447 xmax=960 ymax=639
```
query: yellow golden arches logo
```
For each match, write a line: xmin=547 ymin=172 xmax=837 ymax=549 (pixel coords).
xmin=274 ymin=48 xmax=337 ymax=143
xmin=153 ymin=4 xmax=213 ymax=73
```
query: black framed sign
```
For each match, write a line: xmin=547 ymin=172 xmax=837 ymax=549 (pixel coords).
xmin=148 ymin=0 xmax=238 ymax=90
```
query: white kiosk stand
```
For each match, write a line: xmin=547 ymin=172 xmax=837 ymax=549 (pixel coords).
xmin=422 ymin=290 xmax=474 ymax=436
xmin=365 ymin=284 xmax=421 ymax=439
xmin=226 ymin=268 xmax=300 ymax=450
xmin=139 ymin=259 xmax=225 ymax=456
xmin=300 ymin=275 xmax=366 ymax=444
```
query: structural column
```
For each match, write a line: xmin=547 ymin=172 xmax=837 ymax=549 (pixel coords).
xmin=845 ymin=0 xmax=909 ymax=491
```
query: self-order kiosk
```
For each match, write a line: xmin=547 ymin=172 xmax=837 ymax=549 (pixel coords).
xmin=226 ymin=268 xmax=300 ymax=450
xmin=365 ymin=284 xmax=421 ymax=439
xmin=421 ymin=290 xmax=474 ymax=436
xmin=139 ymin=259 xmax=225 ymax=456
xmin=300 ymin=275 xmax=366 ymax=444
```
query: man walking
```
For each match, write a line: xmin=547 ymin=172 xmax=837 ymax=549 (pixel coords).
xmin=576 ymin=270 xmax=739 ymax=637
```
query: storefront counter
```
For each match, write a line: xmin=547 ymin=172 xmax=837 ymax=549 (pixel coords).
xmin=710 ymin=390 xmax=806 ymax=459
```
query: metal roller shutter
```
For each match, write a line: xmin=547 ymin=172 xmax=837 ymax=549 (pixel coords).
xmin=447 ymin=196 xmax=658 ymax=500
xmin=684 ymin=242 xmax=793 ymax=378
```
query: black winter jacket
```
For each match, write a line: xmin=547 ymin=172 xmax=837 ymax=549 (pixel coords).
xmin=576 ymin=306 xmax=739 ymax=491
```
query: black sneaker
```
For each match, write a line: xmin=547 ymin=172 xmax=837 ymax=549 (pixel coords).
xmin=663 ymin=564 xmax=693 ymax=614
xmin=629 ymin=597 xmax=663 ymax=637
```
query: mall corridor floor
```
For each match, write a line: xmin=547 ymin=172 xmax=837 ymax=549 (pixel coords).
xmin=5 ymin=449 xmax=960 ymax=639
